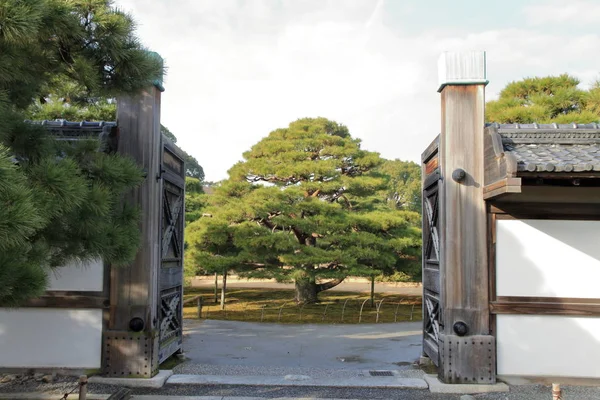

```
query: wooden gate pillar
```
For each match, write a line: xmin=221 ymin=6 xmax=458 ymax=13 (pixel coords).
xmin=102 ymin=80 xmax=164 ymax=378
xmin=437 ymin=51 xmax=496 ymax=383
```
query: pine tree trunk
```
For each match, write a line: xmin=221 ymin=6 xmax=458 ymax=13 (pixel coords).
xmin=294 ymin=269 xmax=345 ymax=304
xmin=295 ymin=279 xmax=319 ymax=304
xmin=213 ymin=272 xmax=218 ymax=303
xmin=370 ymin=275 xmax=375 ymax=308
xmin=220 ymin=268 xmax=227 ymax=310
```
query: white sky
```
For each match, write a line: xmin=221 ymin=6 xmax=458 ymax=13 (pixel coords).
xmin=116 ymin=0 xmax=600 ymax=181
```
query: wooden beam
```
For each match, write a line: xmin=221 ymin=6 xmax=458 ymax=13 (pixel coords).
xmin=491 ymin=297 xmax=600 ymax=316
xmin=483 ymin=125 xmax=518 ymax=187
xmin=490 ymin=202 xmax=600 ymax=219
xmin=425 ymin=156 xmax=439 ymax=176
xmin=484 ymin=178 xmax=522 ymax=193
xmin=518 ymin=172 xmax=600 ymax=179
xmin=483 ymin=178 xmax=522 ymax=200
xmin=25 ymin=294 xmax=108 ymax=309
xmin=422 ymin=135 xmax=440 ymax=163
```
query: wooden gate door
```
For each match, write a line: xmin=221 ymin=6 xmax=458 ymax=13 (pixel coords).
xmin=158 ymin=140 xmax=186 ymax=363
xmin=422 ymin=142 xmax=442 ymax=365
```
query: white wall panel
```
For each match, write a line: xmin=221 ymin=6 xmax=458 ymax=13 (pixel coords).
xmin=497 ymin=315 xmax=600 ymax=377
xmin=496 ymin=219 xmax=600 ymax=298
xmin=0 ymin=308 xmax=102 ymax=368
xmin=47 ymin=258 xmax=104 ymax=292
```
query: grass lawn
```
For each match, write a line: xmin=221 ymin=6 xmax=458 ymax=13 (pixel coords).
xmin=182 ymin=287 xmax=422 ymax=324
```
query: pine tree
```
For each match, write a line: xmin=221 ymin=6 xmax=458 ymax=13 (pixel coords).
xmin=183 ymin=176 xmax=210 ymax=281
xmin=377 ymin=159 xmax=421 ymax=213
xmin=0 ymin=0 xmax=162 ymax=306
xmin=187 ymin=118 xmax=421 ymax=304
xmin=487 ymin=74 xmax=600 ymax=124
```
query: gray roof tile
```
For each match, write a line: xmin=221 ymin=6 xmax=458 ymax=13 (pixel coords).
xmin=488 ymin=123 xmax=600 ymax=173
xmin=29 ymin=120 xmax=117 ymax=140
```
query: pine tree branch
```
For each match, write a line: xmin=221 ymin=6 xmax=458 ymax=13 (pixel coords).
xmin=247 ymin=174 xmax=300 ymax=185
xmin=316 ymin=262 xmax=339 ymax=270
xmin=240 ymin=262 xmax=267 ymax=267
xmin=292 ymin=227 xmax=306 ymax=244
xmin=339 ymin=194 xmax=352 ymax=209
xmin=316 ymin=277 xmax=345 ymax=293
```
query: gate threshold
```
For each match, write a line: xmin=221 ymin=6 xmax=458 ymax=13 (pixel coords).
xmin=166 ymin=374 xmax=427 ymax=389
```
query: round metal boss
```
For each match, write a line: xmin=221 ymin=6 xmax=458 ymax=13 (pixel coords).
xmin=453 ymin=321 xmax=468 ymax=336
xmin=129 ymin=317 xmax=145 ymax=332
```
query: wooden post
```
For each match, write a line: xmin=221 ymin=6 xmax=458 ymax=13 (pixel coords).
xmin=78 ymin=375 xmax=87 ymax=400
xmin=197 ymin=296 xmax=203 ymax=319
xmin=103 ymin=81 xmax=164 ymax=377
xmin=370 ymin=276 xmax=375 ymax=308
xmin=214 ymin=272 xmax=218 ymax=303
xmin=220 ymin=268 xmax=227 ymax=310
xmin=437 ymin=51 xmax=496 ymax=384
xmin=552 ymin=383 xmax=562 ymax=400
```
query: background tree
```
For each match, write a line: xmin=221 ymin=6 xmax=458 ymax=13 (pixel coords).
xmin=487 ymin=74 xmax=600 ymax=123
xmin=187 ymin=118 xmax=421 ymax=304
xmin=184 ymin=178 xmax=218 ymax=297
xmin=159 ymin=125 xmax=205 ymax=181
xmin=160 ymin=125 xmax=178 ymax=143
xmin=187 ymin=216 xmax=242 ymax=309
xmin=377 ymin=159 xmax=421 ymax=213
xmin=183 ymin=176 xmax=210 ymax=284
xmin=0 ymin=0 xmax=162 ymax=306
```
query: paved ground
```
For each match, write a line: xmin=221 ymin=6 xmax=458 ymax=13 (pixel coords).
xmin=4 ymin=381 xmax=600 ymax=400
xmin=4 ymin=319 xmax=600 ymax=398
xmin=190 ymin=279 xmax=423 ymax=297
xmin=178 ymin=319 xmax=423 ymax=372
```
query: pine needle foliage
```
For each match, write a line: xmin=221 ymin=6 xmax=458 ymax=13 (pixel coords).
xmin=487 ymin=74 xmax=600 ymax=124
xmin=0 ymin=0 xmax=160 ymax=306
xmin=187 ymin=118 xmax=421 ymax=304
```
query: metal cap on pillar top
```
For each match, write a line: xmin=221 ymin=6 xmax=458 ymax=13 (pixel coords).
xmin=148 ymin=51 xmax=165 ymax=92
xmin=436 ymin=51 xmax=496 ymax=384
xmin=437 ymin=51 xmax=488 ymax=92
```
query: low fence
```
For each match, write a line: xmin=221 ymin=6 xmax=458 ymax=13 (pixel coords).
xmin=183 ymin=296 xmax=422 ymax=324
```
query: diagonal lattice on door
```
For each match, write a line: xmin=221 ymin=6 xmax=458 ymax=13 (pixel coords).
xmin=158 ymin=144 xmax=185 ymax=364
xmin=422 ymin=168 xmax=442 ymax=366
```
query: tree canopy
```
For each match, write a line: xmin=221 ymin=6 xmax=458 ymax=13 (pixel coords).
xmin=0 ymin=0 xmax=162 ymax=306
xmin=378 ymin=159 xmax=421 ymax=213
xmin=186 ymin=118 xmax=421 ymax=303
xmin=486 ymin=74 xmax=600 ymax=124
xmin=28 ymin=96 xmax=206 ymax=182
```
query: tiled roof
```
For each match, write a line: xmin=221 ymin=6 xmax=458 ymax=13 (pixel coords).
xmin=29 ymin=120 xmax=116 ymax=140
xmin=30 ymin=119 xmax=186 ymax=159
xmin=489 ymin=123 xmax=600 ymax=173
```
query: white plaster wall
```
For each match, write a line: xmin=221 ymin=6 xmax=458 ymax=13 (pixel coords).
xmin=497 ymin=314 xmax=600 ymax=377
xmin=496 ymin=219 xmax=600 ymax=298
xmin=0 ymin=309 xmax=102 ymax=368
xmin=47 ymin=258 xmax=103 ymax=292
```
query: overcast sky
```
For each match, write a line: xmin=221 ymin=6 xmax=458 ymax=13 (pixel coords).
xmin=116 ymin=0 xmax=600 ymax=181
